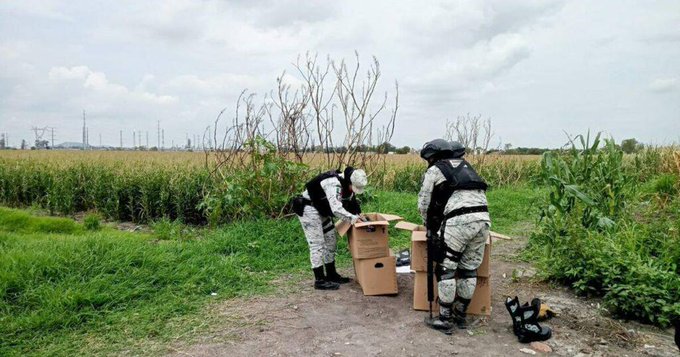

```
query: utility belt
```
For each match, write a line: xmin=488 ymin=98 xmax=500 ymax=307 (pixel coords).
xmin=291 ymin=196 xmax=313 ymax=217
xmin=429 ymin=205 xmax=488 ymax=264
xmin=443 ymin=205 xmax=488 ymax=221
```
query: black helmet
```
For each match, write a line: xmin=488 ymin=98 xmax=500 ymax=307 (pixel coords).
xmin=450 ymin=141 xmax=465 ymax=158
xmin=420 ymin=139 xmax=454 ymax=161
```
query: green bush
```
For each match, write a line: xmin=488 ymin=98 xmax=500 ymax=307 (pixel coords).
xmin=528 ymin=133 xmax=680 ymax=327
xmin=83 ymin=213 xmax=101 ymax=231
xmin=652 ymin=174 xmax=678 ymax=198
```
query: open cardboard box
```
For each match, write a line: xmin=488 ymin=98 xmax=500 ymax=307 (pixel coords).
xmin=395 ymin=221 xmax=491 ymax=277
xmin=396 ymin=220 xmax=492 ymax=315
xmin=336 ymin=213 xmax=402 ymax=259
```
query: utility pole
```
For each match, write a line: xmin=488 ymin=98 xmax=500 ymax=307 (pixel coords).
xmin=120 ymin=130 xmax=123 ymax=149
xmin=82 ymin=110 xmax=86 ymax=150
xmin=51 ymin=128 xmax=55 ymax=148
xmin=157 ymin=120 xmax=161 ymax=149
xmin=161 ymin=129 xmax=165 ymax=151
xmin=133 ymin=131 xmax=136 ymax=149
xmin=146 ymin=131 xmax=149 ymax=149
xmin=86 ymin=128 xmax=89 ymax=150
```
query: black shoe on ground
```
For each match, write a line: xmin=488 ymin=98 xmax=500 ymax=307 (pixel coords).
xmin=314 ymin=279 xmax=340 ymax=290
xmin=516 ymin=298 xmax=552 ymax=343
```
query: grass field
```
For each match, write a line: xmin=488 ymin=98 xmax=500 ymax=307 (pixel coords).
xmin=0 ymin=185 xmax=543 ymax=356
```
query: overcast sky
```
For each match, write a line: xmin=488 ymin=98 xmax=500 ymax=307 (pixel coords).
xmin=1 ymin=0 xmax=678 ymax=149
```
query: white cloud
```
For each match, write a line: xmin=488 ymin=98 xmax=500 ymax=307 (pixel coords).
xmin=649 ymin=77 xmax=678 ymax=93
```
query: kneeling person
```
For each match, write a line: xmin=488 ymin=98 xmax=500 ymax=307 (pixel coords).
xmin=418 ymin=139 xmax=491 ymax=332
xmin=293 ymin=167 xmax=367 ymax=290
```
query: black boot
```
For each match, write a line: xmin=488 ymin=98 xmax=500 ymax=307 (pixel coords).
xmin=313 ymin=266 xmax=339 ymax=290
xmin=425 ymin=301 xmax=455 ymax=335
xmin=452 ymin=296 xmax=471 ymax=329
xmin=516 ymin=298 xmax=552 ymax=343
xmin=324 ymin=261 xmax=350 ymax=284
xmin=505 ymin=296 xmax=522 ymax=336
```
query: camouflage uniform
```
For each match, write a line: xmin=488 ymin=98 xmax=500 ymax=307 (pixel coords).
xmin=299 ymin=174 xmax=360 ymax=269
xmin=418 ymin=159 xmax=491 ymax=319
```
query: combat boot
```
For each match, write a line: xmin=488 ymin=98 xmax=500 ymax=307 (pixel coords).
xmin=516 ymin=298 xmax=552 ymax=343
xmin=324 ymin=261 xmax=350 ymax=284
xmin=313 ymin=266 xmax=339 ymax=290
xmin=451 ymin=296 xmax=471 ymax=329
xmin=425 ymin=301 xmax=455 ymax=335
xmin=505 ymin=296 xmax=522 ymax=336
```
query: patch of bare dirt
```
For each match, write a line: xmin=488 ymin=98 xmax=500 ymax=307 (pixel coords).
xmin=166 ymin=237 xmax=678 ymax=357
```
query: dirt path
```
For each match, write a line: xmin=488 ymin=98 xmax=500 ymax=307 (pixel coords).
xmin=167 ymin=238 xmax=678 ymax=357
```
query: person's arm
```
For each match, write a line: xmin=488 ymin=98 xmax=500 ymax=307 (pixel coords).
xmin=321 ymin=177 xmax=360 ymax=223
xmin=417 ymin=168 xmax=437 ymax=224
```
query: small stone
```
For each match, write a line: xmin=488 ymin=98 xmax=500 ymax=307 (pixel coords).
xmin=293 ymin=305 xmax=298 ymax=310
xmin=520 ymin=348 xmax=537 ymax=355
xmin=598 ymin=338 xmax=607 ymax=345
xmin=643 ymin=344 xmax=655 ymax=349
xmin=580 ymin=347 xmax=592 ymax=354
xmin=530 ymin=342 xmax=553 ymax=353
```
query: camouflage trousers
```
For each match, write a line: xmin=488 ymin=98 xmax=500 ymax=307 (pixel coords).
xmin=437 ymin=220 xmax=490 ymax=316
xmin=298 ymin=205 xmax=338 ymax=269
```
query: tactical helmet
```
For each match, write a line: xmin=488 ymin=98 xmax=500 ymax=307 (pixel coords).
xmin=420 ymin=139 xmax=454 ymax=161
xmin=450 ymin=141 xmax=466 ymax=158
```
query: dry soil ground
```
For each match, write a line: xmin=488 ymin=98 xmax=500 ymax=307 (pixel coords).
xmin=166 ymin=237 xmax=678 ymax=357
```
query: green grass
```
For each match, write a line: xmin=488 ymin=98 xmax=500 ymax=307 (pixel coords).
xmin=1 ymin=186 xmax=539 ymax=356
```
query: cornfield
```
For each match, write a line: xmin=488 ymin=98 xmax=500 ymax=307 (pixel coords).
xmin=0 ymin=150 xmax=543 ymax=223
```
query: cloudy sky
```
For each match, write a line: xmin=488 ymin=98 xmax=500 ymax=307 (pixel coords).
xmin=1 ymin=0 xmax=678 ymax=149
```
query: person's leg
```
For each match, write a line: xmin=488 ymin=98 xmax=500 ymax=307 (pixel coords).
xmin=299 ymin=207 xmax=338 ymax=290
xmin=453 ymin=221 xmax=489 ymax=326
xmin=321 ymin=217 xmax=349 ymax=284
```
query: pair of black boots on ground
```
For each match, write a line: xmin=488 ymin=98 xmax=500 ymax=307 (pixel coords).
xmin=505 ymin=296 xmax=552 ymax=343
xmin=313 ymin=262 xmax=350 ymax=290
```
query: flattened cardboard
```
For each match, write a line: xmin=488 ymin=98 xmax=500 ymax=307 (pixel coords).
xmin=477 ymin=241 xmax=491 ymax=278
xmin=353 ymin=254 xmax=398 ymax=296
xmin=413 ymin=271 xmax=439 ymax=311
xmin=467 ymin=277 xmax=491 ymax=316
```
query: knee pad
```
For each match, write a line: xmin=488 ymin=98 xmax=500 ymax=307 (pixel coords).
xmin=456 ymin=277 xmax=477 ymax=300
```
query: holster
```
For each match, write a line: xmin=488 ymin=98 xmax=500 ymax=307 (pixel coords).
xmin=290 ymin=196 xmax=309 ymax=217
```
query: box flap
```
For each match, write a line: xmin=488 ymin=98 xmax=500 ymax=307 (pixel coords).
xmin=335 ymin=219 xmax=351 ymax=237
xmin=395 ymin=221 xmax=424 ymax=231
xmin=354 ymin=220 xmax=389 ymax=229
xmin=490 ymin=230 xmax=511 ymax=241
xmin=377 ymin=213 xmax=403 ymax=222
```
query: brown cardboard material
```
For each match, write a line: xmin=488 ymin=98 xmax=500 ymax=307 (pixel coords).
xmin=396 ymin=221 xmax=492 ymax=277
xmin=467 ymin=277 xmax=491 ymax=316
xmin=336 ymin=213 xmax=402 ymax=260
xmin=413 ymin=271 xmax=439 ymax=311
xmin=413 ymin=273 xmax=491 ymax=315
xmin=353 ymin=254 xmax=398 ymax=295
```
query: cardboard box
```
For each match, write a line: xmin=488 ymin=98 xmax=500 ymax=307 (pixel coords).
xmin=336 ymin=213 xmax=402 ymax=259
xmin=353 ymin=254 xmax=398 ymax=295
xmin=413 ymin=271 xmax=439 ymax=311
xmin=395 ymin=221 xmax=428 ymax=271
xmin=467 ymin=277 xmax=491 ymax=316
xmin=413 ymin=273 xmax=491 ymax=316
xmin=396 ymin=221 xmax=492 ymax=277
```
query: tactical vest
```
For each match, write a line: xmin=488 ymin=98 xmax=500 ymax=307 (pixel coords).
xmin=305 ymin=171 xmax=359 ymax=217
xmin=426 ymin=159 xmax=488 ymax=230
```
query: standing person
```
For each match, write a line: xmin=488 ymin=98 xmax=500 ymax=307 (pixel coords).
xmin=292 ymin=167 xmax=368 ymax=290
xmin=418 ymin=139 xmax=491 ymax=332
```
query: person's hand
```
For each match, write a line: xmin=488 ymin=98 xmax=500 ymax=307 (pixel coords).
xmin=354 ymin=215 xmax=366 ymax=223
